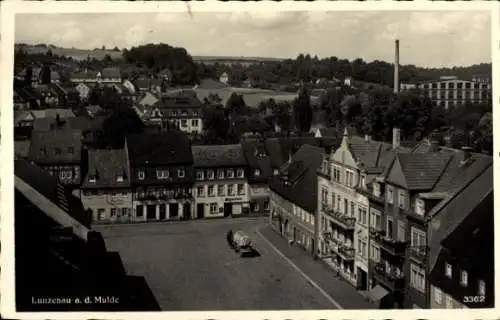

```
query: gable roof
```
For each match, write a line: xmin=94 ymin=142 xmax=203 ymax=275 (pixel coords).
xmin=192 ymin=144 xmax=247 ymax=168
xmin=269 ymin=144 xmax=324 ymax=213
xmin=126 ymin=131 xmax=193 ymax=166
xmin=241 ymin=140 xmax=273 ymax=182
xmin=82 ymin=149 xmax=131 ymax=189
xmin=28 ymin=129 xmax=82 ymax=164
xmin=387 ymin=153 xmax=453 ymax=191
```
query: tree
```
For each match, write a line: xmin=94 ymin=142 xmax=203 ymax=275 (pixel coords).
xmin=40 ymin=64 xmax=51 ymax=85
xmin=293 ymin=86 xmax=313 ymax=132
xmin=97 ymin=106 xmax=144 ymax=149
xmin=24 ymin=66 xmax=33 ymax=87
xmin=202 ymin=104 xmax=231 ymax=144
xmin=225 ymin=92 xmax=247 ymax=117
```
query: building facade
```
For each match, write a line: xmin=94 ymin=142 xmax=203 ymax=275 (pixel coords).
xmin=126 ymin=131 xmax=195 ymax=221
xmin=81 ymin=149 xmax=133 ymax=223
xmin=417 ymin=76 xmax=492 ymax=109
xmin=192 ymin=145 xmax=250 ymax=218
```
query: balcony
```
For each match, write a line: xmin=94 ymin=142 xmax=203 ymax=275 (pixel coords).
xmin=409 ymin=245 xmax=428 ymax=263
xmin=370 ymin=261 xmax=405 ymax=291
xmin=322 ymin=206 xmax=356 ymax=230
xmin=370 ymin=229 xmax=407 ymax=256
xmin=338 ymin=245 xmax=355 ymax=261
xmin=356 ymin=187 xmax=385 ymax=205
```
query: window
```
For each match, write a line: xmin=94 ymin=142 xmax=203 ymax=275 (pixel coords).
xmin=445 ymin=263 xmax=452 ymax=278
xmin=116 ymin=175 xmax=124 ymax=182
xmin=415 ymin=199 xmax=425 ymax=216
xmin=370 ymin=244 xmax=380 ymax=262
xmin=254 ymin=169 xmax=261 ymax=176
xmin=387 ymin=216 xmax=394 ymax=238
xmin=478 ymin=280 xmax=485 ymax=296
xmin=156 ymin=170 xmax=170 ymax=179
xmin=358 ymin=206 xmax=367 ymax=225
xmin=386 ymin=186 xmax=394 ymax=204
xmin=370 ymin=210 xmax=381 ymax=230
xmin=373 ymin=183 xmax=380 ymax=197
xmin=237 ymin=168 xmax=244 ymax=178
xmin=208 ymin=185 xmax=215 ymax=197
xmin=111 ymin=208 xmax=117 ymax=217
xmin=217 ymin=185 xmax=225 ymax=196
xmin=68 ymin=147 xmax=74 ymax=154
xmin=228 ymin=184 xmax=234 ymax=195
xmin=361 ymin=240 xmax=367 ymax=258
xmin=321 ymin=188 xmax=328 ymax=204
xmin=217 ymin=169 xmax=225 ymax=179
xmin=197 ymin=186 xmax=205 ymax=197
xmin=55 ymin=147 xmax=62 ymax=155
xmin=445 ymin=295 xmax=453 ymax=308
xmin=273 ymin=169 xmax=279 ymax=175
xmin=360 ymin=174 xmax=366 ymax=188
xmin=176 ymin=169 xmax=185 ymax=178
xmin=254 ymin=203 xmax=260 ymax=212
xmin=97 ymin=208 xmax=105 ymax=221
xmin=196 ymin=170 xmax=204 ymax=180
xmin=333 ymin=166 xmax=341 ymax=182
xmin=398 ymin=190 xmax=408 ymax=209
xmin=460 ymin=270 xmax=468 ymax=287
xmin=237 ymin=184 xmax=245 ymax=195
xmin=136 ymin=205 xmax=143 ymax=217
xmin=345 ymin=170 xmax=354 ymax=186
xmin=181 ymin=119 xmax=187 ymax=127
xmin=350 ymin=202 xmax=355 ymax=217
xmin=226 ymin=169 xmax=234 ymax=178
xmin=192 ymin=119 xmax=199 ymax=126
xmin=264 ymin=201 xmax=270 ymax=211
xmin=207 ymin=170 xmax=215 ymax=180
xmin=89 ymin=175 xmax=96 ymax=183
xmin=434 ymin=287 xmax=442 ymax=304
xmin=411 ymin=227 xmax=426 ymax=251
xmin=138 ymin=171 xmax=145 ymax=180
xmin=121 ymin=208 xmax=129 ymax=217
xmin=410 ymin=263 xmax=426 ymax=292
xmin=397 ymin=221 xmax=405 ymax=242
xmin=209 ymin=203 xmax=217 ymax=214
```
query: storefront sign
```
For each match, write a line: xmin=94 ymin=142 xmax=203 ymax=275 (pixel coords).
xmin=225 ymin=197 xmax=242 ymax=202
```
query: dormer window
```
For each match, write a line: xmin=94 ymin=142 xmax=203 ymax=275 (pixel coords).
xmin=254 ymin=169 xmax=261 ymax=176
xmin=373 ymin=183 xmax=381 ymax=197
xmin=116 ymin=175 xmax=124 ymax=182
xmin=157 ymin=170 xmax=170 ymax=179
xmin=89 ymin=175 xmax=96 ymax=183
xmin=360 ymin=174 xmax=366 ymax=189
xmin=138 ymin=171 xmax=145 ymax=180
xmin=415 ymin=199 xmax=425 ymax=216
xmin=178 ymin=168 xmax=185 ymax=178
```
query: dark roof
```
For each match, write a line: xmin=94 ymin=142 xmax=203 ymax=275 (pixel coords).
xmin=348 ymin=136 xmax=394 ymax=169
xmin=134 ymin=79 xmax=150 ymax=90
xmin=28 ymin=129 xmax=82 ymax=164
xmin=101 ymin=67 xmax=121 ymax=79
xmin=269 ymin=144 xmax=324 ymax=213
xmin=32 ymin=116 xmax=105 ymax=133
xmin=319 ymin=128 xmax=338 ymax=137
xmin=82 ymin=149 xmax=131 ymax=189
xmin=15 ymin=140 xmax=31 ymax=158
xmin=126 ymin=131 xmax=193 ymax=166
xmin=14 ymin=158 xmax=89 ymax=227
xmin=428 ymin=164 xmax=493 ymax=272
xmin=71 ymin=70 xmax=100 ymax=79
xmin=388 ymin=153 xmax=453 ymax=191
xmin=197 ymin=78 xmax=229 ymax=90
xmin=192 ymin=144 xmax=246 ymax=168
xmin=241 ymin=140 xmax=273 ymax=183
xmin=265 ymin=137 xmax=321 ymax=168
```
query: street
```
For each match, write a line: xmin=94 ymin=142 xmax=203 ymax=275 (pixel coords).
xmin=95 ymin=217 xmax=374 ymax=310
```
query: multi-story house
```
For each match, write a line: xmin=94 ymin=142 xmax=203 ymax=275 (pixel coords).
xmin=370 ymin=138 xmax=493 ymax=309
xmin=80 ymin=149 xmax=133 ymax=223
xmin=192 ymin=144 xmax=249 ymax=218
xmin=16 ymin=67 xmax=61 ymax=87
xmin=269 ymin=144 xmax=324 ymax=255
xmin=417 ymin=76 xmax=492 ymax=109
xmin=27 ymin=129 xmax=82 ymax=189
xmin=428 ymin=164 xmax=493 ymax=309
xmin=317 ymin=128 xmax=393 ymax=288
xmin=147 ymin=96 xmax=204 ymax=135
xmin=126 ymin=131 xmax=195 ymax=221
xmin=241 ymin=139 xmax=273 ymax=214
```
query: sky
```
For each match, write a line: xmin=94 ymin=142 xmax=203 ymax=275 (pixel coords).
xmin=15 ymin=11 xmax=491 ymax=68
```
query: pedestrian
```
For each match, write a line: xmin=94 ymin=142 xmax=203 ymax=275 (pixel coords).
xmin=226 ymin=229 xmax=233 ymax=247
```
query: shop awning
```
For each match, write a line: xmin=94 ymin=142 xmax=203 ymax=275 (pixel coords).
xmin=367 ymin=285 xmax=389 ymax=301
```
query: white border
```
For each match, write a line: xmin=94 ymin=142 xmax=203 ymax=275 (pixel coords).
xmin=1 ymin=1 xmax=499 ymax=319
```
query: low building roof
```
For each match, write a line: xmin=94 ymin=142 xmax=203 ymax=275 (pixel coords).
xmin=192 ymin=144 xmax=246 ymax=168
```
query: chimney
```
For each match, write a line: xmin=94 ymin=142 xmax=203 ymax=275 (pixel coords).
xmin=394 ymin=39 xmax=400 ymax=94
xmin=460 ymin=146 xmax=473 ymax=165
xmin=392 ymin=128 xmax=401 ymax=149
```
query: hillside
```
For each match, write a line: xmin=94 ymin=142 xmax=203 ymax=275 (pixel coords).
xmin=15 ymin=43 xmax=123 ymax=61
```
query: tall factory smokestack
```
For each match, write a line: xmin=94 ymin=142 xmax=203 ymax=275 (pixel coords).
xmin=394 ymin=39 xmax=400 ymax=94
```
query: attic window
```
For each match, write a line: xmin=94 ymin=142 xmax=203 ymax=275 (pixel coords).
xmin=116 ymin=175 xmax=124 ymax=182
xmin=138 ymin=171 xmax=145 ymax=180
xmin=89 ymin=175 xmax=96 ymax=183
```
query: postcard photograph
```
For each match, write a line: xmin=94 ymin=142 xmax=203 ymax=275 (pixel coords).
xmin=1 ymin=2 xmax=496 ymax=318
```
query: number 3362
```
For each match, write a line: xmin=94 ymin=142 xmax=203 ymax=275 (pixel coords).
xmin=463 ymin=296 xmax=485 ymax=303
